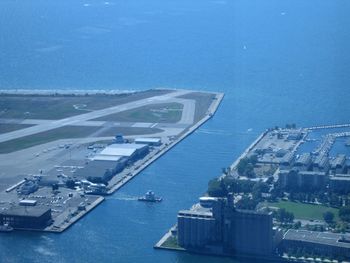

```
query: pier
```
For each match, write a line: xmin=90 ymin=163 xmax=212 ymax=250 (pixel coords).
xmin=307 ymin=123 xmax=350 ymax=130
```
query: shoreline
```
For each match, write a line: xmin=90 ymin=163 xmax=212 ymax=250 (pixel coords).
xmin=155 ymin=125 xmax=350 ymax=262
xmin=107 ymin=92 xmax=224 ymax=194
xmin=12 ymin=90 xmax=224 ymax=233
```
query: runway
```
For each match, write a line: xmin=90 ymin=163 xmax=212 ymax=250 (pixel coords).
xmin=0 ymin=90 xmax=195 ymax=143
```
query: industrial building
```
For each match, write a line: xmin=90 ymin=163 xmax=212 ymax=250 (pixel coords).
xmin=76 ymin=159 xmax=127 ymax=183
xmin=279 ymin=152 xmax=295 ymax=169
xmin=282 ymin=229 xmax=350 ymax=259
xmin=0 ymin=206 xmax=52 ymax=229
xmin=312 ymin=153 xmax=330 ymax=172
xmin=177 ymin=208 xmax=216 ymax=248
xmin=286 ymin=130 xmax=303 ymax=140
xmin=329 ymin=174 xmax=350 ymax=194
xmin=134 ymin=137 xmax=162 ymax=146
xmin=330 ymin=154 xmax=347 ymax=174
xmin=224 ymin=208 xmax=274 ymax=256
xmin=19 ymin=200 xmax=37 ymax=206
xmin=294 ymin=153 xmax=312 ymax=171
xmin=177 ymin=195 xmax=277 ymax=257
xmin=278 ymin=169 xmax=326 ymax=190
xmin=96 ymin=143 xmax=149 ymax=162
xmin=79 ymin=143 xmax=149 ymax=184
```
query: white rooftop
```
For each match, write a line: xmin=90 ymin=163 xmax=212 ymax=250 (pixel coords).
xmin=91 ymin=155 xmax=123 ymax=162
xmin=135 ymin=137 xmax=161 ymax=143
xmin=99 ymin=143 xmax=148 ymax=157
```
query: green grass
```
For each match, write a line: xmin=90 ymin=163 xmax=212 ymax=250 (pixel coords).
xmin=264 ymin=200 xmax=339 ymax=222
xmin=161 ymin=236 xmax=182 ymax=249
xmin=0 ymin=123 xmax=34 ymax=134
xmin=0 ymin=126 xmax=100 ymax=153
xmin=0 ymin=90 xmax=172 ymax=120
xmin=0 ymin=125 xmax=164 ymax=153
xmin=94 ymin=103 xmax=183 ymax=123
xmin=97 ymin=127 xmax=163 ymax=136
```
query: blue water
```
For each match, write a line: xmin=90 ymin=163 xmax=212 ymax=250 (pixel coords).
xmin=1 ymin=0 xmax=350 ymax=262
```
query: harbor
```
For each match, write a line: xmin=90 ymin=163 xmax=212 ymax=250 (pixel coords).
xmin=156 ymin=124 xmax=350 ymax=262
xmin=0 ymin=89 xmax=224 ymax=233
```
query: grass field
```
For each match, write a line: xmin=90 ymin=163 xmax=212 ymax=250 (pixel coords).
xmin=0 ymin=125 xmax=163 ymax=154
xmin=0 ymin=123 xmax=34 ymax=134
xmin=0 ymin=90 xmax=171 ymax=120
xmin=161 ymin=236 xmax=182 ymax=249
xmin=264 ymin=200 xmax=339 ymax=222
xmin=94 ymin=103 xmax=183 ymax=123
xmin=178 ymin=92 xmax=216 ymax=123
xmin=97 ymin=127 xmax=162 ymax=136
xmin=0 ymin=126 xmax=100 ymax=153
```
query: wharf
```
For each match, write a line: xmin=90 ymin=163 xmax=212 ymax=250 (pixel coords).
xmin=107 ymin=92 xmax=224 ymax=194
xmin=46 ymin=196 xmax=105 ymax=233
xmin=0 ymin=90 xmax=223 ymax=233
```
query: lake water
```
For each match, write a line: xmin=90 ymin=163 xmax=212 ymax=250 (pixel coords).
xmin=0 ymin=0 xmax=350 ymax=262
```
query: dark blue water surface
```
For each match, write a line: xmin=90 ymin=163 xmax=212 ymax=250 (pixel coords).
xmin=1 ymin=0 xmax=350 ymax=262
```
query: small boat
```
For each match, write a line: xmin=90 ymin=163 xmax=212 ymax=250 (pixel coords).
xmin=138 ymin=190 xmax=162 ymax=202
xmin=0 ymin=223 xmax=13 ymax=233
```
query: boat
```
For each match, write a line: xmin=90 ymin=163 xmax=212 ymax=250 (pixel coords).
xmin=138 ymin=190 xmax=162 ymax=202
xmin=0 ymin=223 xmax=13 ymax=233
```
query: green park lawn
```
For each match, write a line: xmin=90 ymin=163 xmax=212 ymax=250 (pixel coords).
xmin=265 ymin=200 xmax=339 ymax=222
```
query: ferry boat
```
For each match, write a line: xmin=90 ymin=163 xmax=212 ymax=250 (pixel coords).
xmin=138 ymin=190 xmax=162 ymax=202
xmin=0 ymin=223 xmax=13 ymax=233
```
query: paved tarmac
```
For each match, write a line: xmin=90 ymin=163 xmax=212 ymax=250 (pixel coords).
xmin=0 ymin=90 xmax=194 ymax=143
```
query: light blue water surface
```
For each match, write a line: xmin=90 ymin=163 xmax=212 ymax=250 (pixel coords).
xmin=0 ymin=0 xmax=350 ymax=262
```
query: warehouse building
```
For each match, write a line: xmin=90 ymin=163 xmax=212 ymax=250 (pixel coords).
xmin=76 ymin=159 xmax=127 ymax=184
xmin=97 ymin=143 xmax=149 ymax=162
xmin=330 ymin=154 xmax=347 ymax=174
xmin=294 ymin=153 xmax=312 ymax=171
xmin=312 ymin=153 xmax=330 ymax=172
xmin=0 ymin=206 xmax=52 ymax=229
xmin=282 ymin=229 xmax=350 ymax=260
xmin=134 ymin=137 xmax=162 ymax=146
xmin=278 ymin=169 xmax=326 ymax=190
xmin=329 ymin=174 xmax=350 ymax=194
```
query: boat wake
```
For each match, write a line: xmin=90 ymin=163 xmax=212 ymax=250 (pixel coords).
xmin=106 ymin=196 xmax=138 ymax=201
xmin=196 ymin=129 xmax=233 ymax=136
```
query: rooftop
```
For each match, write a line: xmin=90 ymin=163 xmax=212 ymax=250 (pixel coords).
xmin=92 ymin=154 xmax=123 ymax=162
xmin=178 ymin=203 xmax=213 ymax=218
xmin=330 ymin=174 xmax=350 ymax=181
xmin=295 ymin=153 xmax=311 ymax=166
xmin=0 ymin=206 xmax=51 ymax=217
xmin=100 ymin=143 xmax=148 ymax=157
xmin=134 ymin=138 xmax=161 ymax=143
xmin=284 ymin=229 xmax=350 ymax=249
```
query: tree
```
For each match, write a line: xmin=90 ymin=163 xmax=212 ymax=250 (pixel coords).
xmin=339 ymin=206 xmax=350 ymax=222
xmin=65 ymin=179 xmax=76 ymax=189
xmin=275 ymin=208 xmax=294 ymax=224
xmin=207 ymin=178 xmax=227 ymax=197
xmin=52 ymin=183 xmax=59 ymax=191
xmin=293 ymin=221 xmax=302 ymax=229
xmin=237 ymin=158 xmax=249 ymax=175
xmin=323 ymin=211 xmax=334 ymax=224
xmin=330 ymin=194 xmax=340 ymax=207
xmin=236 ymin=195 xmax=258 ymax=210
xmin=237 ymin=156 xmax=257 ymax=178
